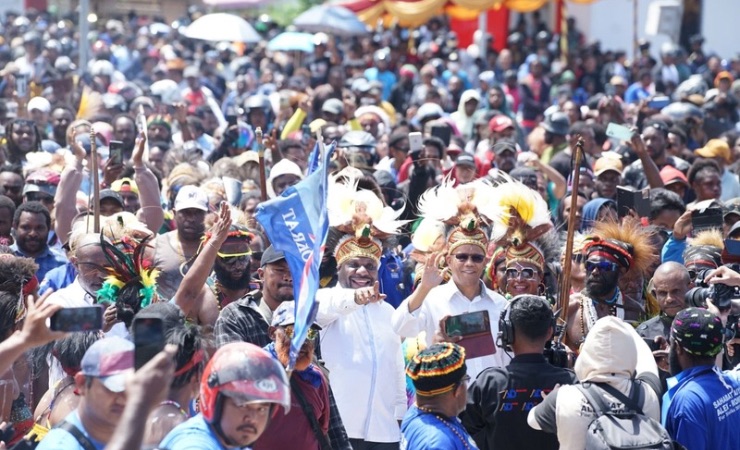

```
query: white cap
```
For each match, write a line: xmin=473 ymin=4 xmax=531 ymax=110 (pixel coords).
xmin=27 ymin=96 xmax=51 ymax=113
xmin=174 ymin=185 xmax=209 ymax=211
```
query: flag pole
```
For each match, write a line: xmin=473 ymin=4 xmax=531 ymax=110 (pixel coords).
xmin=558 ymin=135 xmax=584 ymax=325
xmin=256 ymin=127 xmax=267 ymax=202
xmin=90 ymin=127 xmax=100 ymax=233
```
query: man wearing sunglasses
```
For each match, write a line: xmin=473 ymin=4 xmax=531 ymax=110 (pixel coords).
xmin=252 ymin=301 xmax=330 ymax=450
xmin=392 ymin=222 xmax=510 ymax=381
xmin=173 ymin=205 xmax=255 ymax=327
xmin=564 ymin=227 xmax=654 ymax=349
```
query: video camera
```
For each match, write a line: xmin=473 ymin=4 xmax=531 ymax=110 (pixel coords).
xmin=685 ymin=268 xmax=739 ymax=312
xmin=544 ymin=324 xmax=569 ymax=368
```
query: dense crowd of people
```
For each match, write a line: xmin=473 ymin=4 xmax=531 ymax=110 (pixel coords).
xmin=0 ymin=5 xmax=739 ymax=450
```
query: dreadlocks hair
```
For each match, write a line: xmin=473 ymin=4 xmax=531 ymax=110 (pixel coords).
xmin=52 ymin=331 xmax=102 ymax=376
xmin=4 ymin=120 xmax=42 ymax=163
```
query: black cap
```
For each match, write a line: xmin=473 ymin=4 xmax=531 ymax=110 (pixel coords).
xmin=260 ymin=245 xmax=285 ymax=267
xmin=492 ymin=140 xmax=516 ymax=155
xmin=455 ymin=154 xmax=476 ymax=168
xmin=100 ymin=189 xmax=123 ymax=208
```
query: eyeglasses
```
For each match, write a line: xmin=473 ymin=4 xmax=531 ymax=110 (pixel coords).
xmin=505 ymin=267 xmax=537 ymax=280
xmin=585 ymin=260 xmax=619 ymax=272
xmin=453 ymin=253 xmax=485 ymax=264
xmin=283 ymin=325 xmax=319 ymax=341
xmin=572 ymin=254 xmax=584 ymax=264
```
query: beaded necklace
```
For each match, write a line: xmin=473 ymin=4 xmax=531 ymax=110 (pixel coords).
xmin=417 ymin=405 xmax=474 ymax=449
xmin=579 ymin=289 xmax=623 ymax=342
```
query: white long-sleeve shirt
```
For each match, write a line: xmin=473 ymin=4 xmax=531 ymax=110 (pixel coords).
xmin=391 ymin=280 xmax=510 ymax=380
xmin=316 ymin=287 xmax=406 ymax=443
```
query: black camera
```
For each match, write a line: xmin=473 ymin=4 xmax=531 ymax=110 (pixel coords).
xmin=544 ymin=325 xmax=569 ymax=368
xmin=685 ymin=268 xmax=738 ymax=312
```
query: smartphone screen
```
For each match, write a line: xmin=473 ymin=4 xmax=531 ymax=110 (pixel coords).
xmin=430 ymin=124 xmax=452 ymax=147
xmin=15 ymin=73 xmax=29 ymax=98
xmin=408 ymin=132 xmax=423 ymax=154
xmin=445 ymin=311 xmax=489 ymax=337
xmin=50 ymin=306 xmax=104 ymax=332
xmin=606 ymin=122 xmax=633 ymax=141
xmin=109 ymin=140 xmax=123 ymax=165
xmin=132 ymin=317 xmax=165 ymax=370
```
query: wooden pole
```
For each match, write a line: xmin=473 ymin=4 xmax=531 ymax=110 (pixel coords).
xmin=256 ymin=127 xmax=267 ymax=202
xmin=90 ymin=128 xmax=100 ymax=233
xmin=558 ymin=136 xmax=584 ymax=323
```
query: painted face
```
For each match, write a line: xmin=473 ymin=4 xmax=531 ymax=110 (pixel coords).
xmin=584 ymin=255 xmax=621 ymax=297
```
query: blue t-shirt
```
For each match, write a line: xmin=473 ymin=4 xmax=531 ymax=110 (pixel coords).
xmin=159 ymin=414 xmax=234 ymax=450
xmin=663 ymin=365 xmax=740 ymax=450
xmin=36 ymin=410 xmax=106 ymax=450
xmin=400 ymin=405 xmax=479 ymax=450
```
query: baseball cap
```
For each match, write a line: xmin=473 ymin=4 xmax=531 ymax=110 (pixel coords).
xmin=261 ymin=245 xmax=285 ymax=267
xmin=593 ymin=154 xmax=623 ymax=177
xmin=100 ymin=189 xmax=124 ymax=208
xmin=271 ymin=301 xmax=321 ymax=329
xmin=183 ymin=66 xmax=199 ymax=79
xmin=724 ymin=198 xmax=740 ymax=219
xmin=542 ymin=112 xmax=570 ymax=136
xmin=23 ymin=183 xmax=55 ymax=198
xmin=455 ymin=154 xmax=476 ymax=168
xmin=492 ymin=141 xmax=516 ymax=156
xmin=27 ymin=96 xmax=51 ymax=114
xmin=660 ymin=165 xmax=689 ymax=187
xmin=671 ymin=308 xmax=724 ymax=357
xmin=111 ymin=177 xmax=139 ymax=195
xmin=174 ymin=185 xmax=209 ymax=211
xmin=695 ymin=139 xmax=731 ymax=164
xmin=609 ymin=75 xmax=627 ymax=87
xmin=81 ymin=336 xmax=134 ymax=393
xmin=488 ymin=115 xmax=514 ymax=133
xmin=321 ymin=98 xmax=344 ymax=115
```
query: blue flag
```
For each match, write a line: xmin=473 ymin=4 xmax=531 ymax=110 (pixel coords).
xmin=254 ymin=141 xmax=335 ymax=371
xmin=306 ymin=139 xmax=321 ymax=175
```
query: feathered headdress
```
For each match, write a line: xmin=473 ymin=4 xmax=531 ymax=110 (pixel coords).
xmin=417 ymin=177 xmax=505 ymax=254
xmin=684 ymin=229 xmax=723 ymax=269
xmin=328 ymin=168 xmax=407 ymax=266
xmin=487 ymin=173 xmax=552 ymax=248
xmin=583 ymin=219 xmax=656 ymax=277
xmin=96 ymin=233 xmax=160 ymax=309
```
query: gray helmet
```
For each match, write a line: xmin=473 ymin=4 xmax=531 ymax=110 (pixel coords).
xmin=338 ymin=130 xmax=376 ymax=150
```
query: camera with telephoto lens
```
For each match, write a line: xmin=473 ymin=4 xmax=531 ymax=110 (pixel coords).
xmin=685 ymin=268 xmax=738 ymax=312
xmin=543 ymin=325 xmax=569 ymax=368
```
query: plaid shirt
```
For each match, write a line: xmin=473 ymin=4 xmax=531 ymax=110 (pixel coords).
xmin=214 ymin=294 xmax=352 ymax=450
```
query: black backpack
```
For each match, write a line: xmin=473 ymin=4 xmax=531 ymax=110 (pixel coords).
xmin=576 ymin=381 xmax=681 ymax=450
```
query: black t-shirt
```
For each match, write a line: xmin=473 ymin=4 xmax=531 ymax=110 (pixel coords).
xmin=462 ymin=353 xmax=577 ymax=450
xmin=549 ymin=149 xmax=592 ymax=181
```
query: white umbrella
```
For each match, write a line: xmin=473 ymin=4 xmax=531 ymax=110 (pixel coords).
xmin=293 ymin=5 xmax=368 ymax=37
xmin=185 ymin=13 xmax=261 ymax=43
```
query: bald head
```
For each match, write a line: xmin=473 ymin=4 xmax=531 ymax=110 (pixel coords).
xmin=653 ymin=262 xmax=690 ymax=284
xmin=652 ymin=262 xmax=690 ymax=318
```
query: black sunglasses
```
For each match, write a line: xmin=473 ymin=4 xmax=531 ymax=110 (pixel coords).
xmin=453 ymin=253 xmax=485 ymax=264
